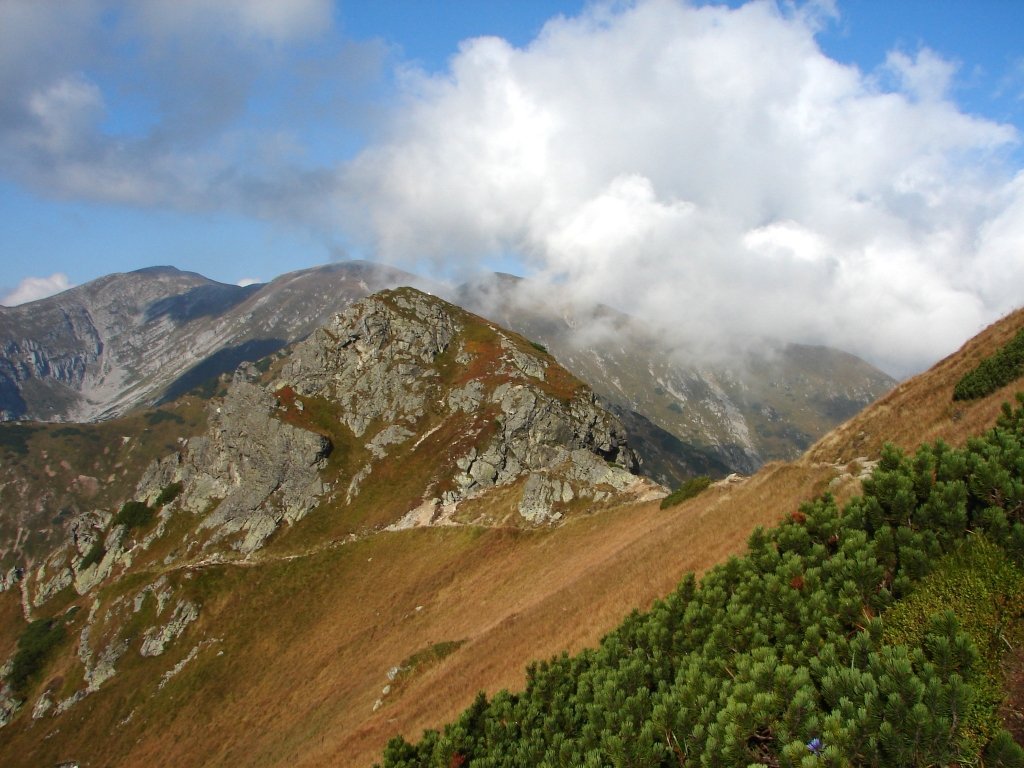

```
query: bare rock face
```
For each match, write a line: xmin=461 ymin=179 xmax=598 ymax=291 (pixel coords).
xmin=138 ymin=365 xmax=332 ymax=554
xmin=139 ymin=600 xmax=199 ymax=657
xmin=281 ymin=291 xmax=458 ymax=437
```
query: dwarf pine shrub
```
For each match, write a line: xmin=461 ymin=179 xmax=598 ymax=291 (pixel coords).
xmin=379 ymin=395 xmax=1024 ymax=767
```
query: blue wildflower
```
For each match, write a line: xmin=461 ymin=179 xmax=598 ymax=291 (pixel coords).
xmin=807 ymin=737 xmax=823 ymax=754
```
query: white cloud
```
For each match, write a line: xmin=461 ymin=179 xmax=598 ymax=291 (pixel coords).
xmin=0 ymin=0 xmax=366 ymax=217
xmin=130 ymin=0 xmax=333 ymax=44
xmin=338 ymin=0 xmax=1023 ymax=376
xmin=26 ymin=73 xmax=105 ymax=156
xmin=2 ymin=273 xmax=75 ymax=306
xmin=1 ymin=0 xmax=1021 ymax=378
xmin=883 ymin=48 xmax=957 ymax=103
xmin=236 ymin=277 xmax=262 ymax=287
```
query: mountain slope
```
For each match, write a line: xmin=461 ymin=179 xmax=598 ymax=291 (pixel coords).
xmin=0 ymin=300 xmax=1019 ymax=766
xmin=456 ymin=274 xmax=894 ymax=482
xmin=0 ymin=289 xmax=663 ymax=766
xmin=0 ymin=267 xmax=235 ymax=421
xmin=0 ymin=262 xmax=432 ymax=422
xmin=807 ymin=306 xmax=1024 ymax=464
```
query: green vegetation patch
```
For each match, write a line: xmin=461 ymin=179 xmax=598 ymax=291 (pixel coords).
xmin=0 ymin=423 xmax=38 ymax=456
xmin=155 ymin=481 xmax=183 ymax=507
xmin=145 ymin=410 xmax=186 ymax=426
xmin=7 ymin=617 xmax=67 ymax=694
xmin=397 ymin=640 xmax=466 ymax=680
xmin=883 ymin=536 xmax=1024 ymax=751
xmin=660 ymin=474 xmax=711 ymax=509
xmin=954 ymin=327 xmax=1024 ymax=400
xmin=114 ymin=500 xmax=156 ymax=530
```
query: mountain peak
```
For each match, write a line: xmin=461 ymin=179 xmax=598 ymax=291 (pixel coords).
xmin=109 ymin=287 xmax=654 ymax=560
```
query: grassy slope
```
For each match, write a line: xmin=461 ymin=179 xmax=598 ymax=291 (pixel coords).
xmin=0 ymin=463 xmax=836 ymax=768
xmin=807 ymin=307 xmax=1024 ymax=464
xmin=3 ymin=307 xmax=1023 ymax=767
xmin=0 ymin=395 xmax=208 ymax=568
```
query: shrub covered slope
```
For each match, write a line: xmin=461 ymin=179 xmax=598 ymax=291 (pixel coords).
xmin=381 ymin=397 xmax=1024 ymax=767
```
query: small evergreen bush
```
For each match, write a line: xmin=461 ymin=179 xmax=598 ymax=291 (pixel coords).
xmin=114 ymin=500 xmax=155 ymax=530
xmin=7 ymin=618 xmax=66 ymax=694
xmin=379 ymin=397 xmax=1024 ymax=767
xmin=660 ymin=475 xmax=711 ymax=509
xmin=954 ymin=327 xmax=1024 ymax=400
xmin=155 ymin=481 xmax=183 ymax=507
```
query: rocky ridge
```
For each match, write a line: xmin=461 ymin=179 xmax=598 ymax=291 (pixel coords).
xmin=1 ymin=263 xmax=894 ymax=488
xmin=131 ymin=288 xmax=652 ymax=555
xmin=0 ymin=288 xmax=657 ymax=732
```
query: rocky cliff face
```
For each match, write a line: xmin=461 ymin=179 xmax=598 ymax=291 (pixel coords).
xmin=279 ymin=290 xmax=644 ymax=526
xmin=138 ymin=367 xmax=333 ymax=554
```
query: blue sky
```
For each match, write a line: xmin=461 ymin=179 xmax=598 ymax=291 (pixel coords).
xmin=1 ymin=0 xmax=1023 ymax=376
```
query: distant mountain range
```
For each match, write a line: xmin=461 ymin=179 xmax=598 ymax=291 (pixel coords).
xmin=0 ymin=262 xmax=894 ymax=483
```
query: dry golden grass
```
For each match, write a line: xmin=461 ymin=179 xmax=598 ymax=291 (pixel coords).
xmin=806 ymin=307 xmax=1024 ymax=464
xmin=0 ymin=460 xmax=833 ymax=768
xmin=5 ymin=460 xmax=838 ymax=768
xmin=0 ymin=589 xmax=24 ymax=661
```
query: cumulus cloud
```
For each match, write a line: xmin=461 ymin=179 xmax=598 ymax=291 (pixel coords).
xmin=338 ymin=0 xmax=1023 ymax=376
xmin=236 ymin=277 xmax=262 ymax=287
xmin=2 ymin=273 xmax=75 ymax=307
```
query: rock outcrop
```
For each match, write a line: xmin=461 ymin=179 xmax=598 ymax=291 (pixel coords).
xmin=137 ymin=365 xmax=332 ymax=554
xmin=279 ymin=289 xmax=647 ymax=527
xmin=129 ymin=288 xmax=651 ymax=554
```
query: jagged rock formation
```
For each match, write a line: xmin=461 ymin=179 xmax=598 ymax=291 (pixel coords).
xmin=278 ymin=289 xmax=646 ymax=528
xmin=139 ymin=366 xmax=332 ymax=554
xmin=129 ymin=289 xmax=651 ymax=553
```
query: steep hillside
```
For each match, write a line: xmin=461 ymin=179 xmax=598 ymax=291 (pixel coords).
xmin=0 ymin=395 xmax=209 ymax=576
xmin=0 ymin=303 xmax=1019 ymax=766
xmin=808 ymin=306 xmax=1024 ymax=464
xmin=380 ymin=399 xmax=1024 ymax=766
xmin=0 ymin=289 xmax=662 ymax=766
